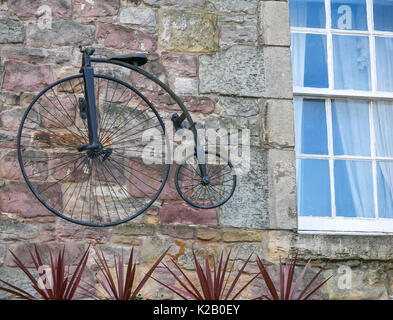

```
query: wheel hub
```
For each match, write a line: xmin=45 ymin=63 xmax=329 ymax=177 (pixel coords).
xmin=78 ymin=143 xmax=112 ymax=160
xmin=201 ymin=176 xmax=211 ymax=186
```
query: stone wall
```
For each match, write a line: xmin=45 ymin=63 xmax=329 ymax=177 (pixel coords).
xmin=0 ymin=0 xmax=392 ymax=300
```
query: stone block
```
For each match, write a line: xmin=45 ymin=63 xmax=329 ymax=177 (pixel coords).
xmin=0 ymin=244 xmax=5 ymax=266
xmin=26 ymin=20 xmax=95 ymax=48
xmin=0 ymin=215 xmax=39 ymax=241
xmin=219 ymin=20 xmax=258 ymax=49
xmin=260 ymin=1 xmax=291 ymax=46
xmin=0 ymin=14 xmax=24 ymax=44
xmin=216 ymin=96 xmax=261 ymax=117
xmin=73 ymin=0 xmax=119 ymax=18
xmin=56 ymin=219 xmax=111 ymax=242
xmin=162 ymin=53 xmax=197 ymax=77
xmin=8 ymin=0 xmax=72 ymax=19
xmin=325 ymin=264 xmax=388 ymax=300
xmin=161 ymin=202 xmax=218 ymax=226
xmin=0 ymin=267 xmax=38 ymax=299
xmin=199 ymin=45 xmax=264 ymax=97
xmin=158 ymin=10 xmax=218 ymax=53
xmin=120 ymin=6 xmax=157 ymax=26
xmin=97 ymin=23 xmax=156 ymax=52
xmin=6 ymin=242 xmax=87 ymax=267
xmin=113 ymin=222 xmax=156 ymax=236
xmin=173 ymin=77 xmax=198 ymax=96
xmin=196 ymin=227 xmax=222 ymax=241
xmin=1 ymin=46 xmax=72 ymax=66
xmin=0 ymin=181 xmax=59 ymax=218
xmin=222 ymin=229 xmax=262 ymax=242
xmin=294 ymin=234 xmax=393 ymax=261
xmin=263 ymin=99 xmax=295 ymax=148
xmin=267 ymin=149 xmax=297 ymax=230
xmin=144 ymin=0 xmax=206 ymax=9
xmin=220 ymin=148 xmax=269 ymax=229
xmin=263 ymin=46 xmax=292 ymax=99
xmin=207 ymin=0 xmax=258 ymax=14
xmin=160 ymin=225 xmax=195 ymax=239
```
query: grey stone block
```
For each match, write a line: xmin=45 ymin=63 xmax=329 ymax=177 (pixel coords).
xmin=216 ymin=96 xmax=261 ymax=117
xmin=260 ymin=1 xmax=291 ymax=46
xmin=26 ymin=20 xmax=95 ymax=48
xmin=219 ymin=20 xmax=258 ymax=49
xmin=199 ymin=45 xmax=264 ymax=97
xmin=267 ymin=149 xmax=297 ymax=230
xmin=207 ymin=0 xmax=258 ymax=14
xmin=220 ymin=148 xmax=269 ymax=229
xmin=0 ymin=267 xmax=38 ymax=299
xmin=293 ymin=234 xmax=393 ymax=261
xmin=263 ymin=99 xmax=295 ymax=148
xmin=143 ymin=0 xmax=206 ymax=9
xmin=0 ymin=244 xmax=6 ymax=266
xmin=0 ymin=15 xmax=24 ymax=44
xmin=0 ymin=215 xmax=39 ymax=241
xmin=263 ymin=46 xmax=293 ymax=99
xmin=120 ymin=7 xmax=157 ymax=26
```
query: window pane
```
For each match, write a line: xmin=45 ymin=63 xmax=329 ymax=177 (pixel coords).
xmin=332 ymin=99 xmax=370 ymax=156
xmin=377 ymin=162 xmax=393 ymax=218
xmin=373 ymin=101 xmax=393 ymax=157
xmin=333 ymin=35 xmax=371 ymax=90
xmin=292 ymin=33 xmax=328 ymax=88
xmin=297 ymin=159 xmax=331 ymax=217
xmin=375 ymin=37 xmax=393 ymax=92
xmin=289 ymin=0 xmax=326 ymax=28
xmin=331 ymin=0 xmax=367 ymax=30
xmin=294 ymin=98 xmax=328 ymax=154
xmin=373 ymin=0 xmax=393 ymax=32
xmin=334 ymin=160 xmax=374 ymax=217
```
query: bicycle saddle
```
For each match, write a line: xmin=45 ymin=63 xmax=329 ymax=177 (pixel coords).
xmin=109 ymin=54 xmax=148 ymax=66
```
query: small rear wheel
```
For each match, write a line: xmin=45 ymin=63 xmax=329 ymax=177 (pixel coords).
xmin=175 ymin=151 xmax=236 ymax=209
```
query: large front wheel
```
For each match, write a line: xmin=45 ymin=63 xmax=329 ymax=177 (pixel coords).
xmin=17 ymin=74 xmax=170 ymax=227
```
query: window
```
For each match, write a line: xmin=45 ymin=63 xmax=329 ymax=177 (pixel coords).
xmin=290 ymin=0 xmax=393 ymax=233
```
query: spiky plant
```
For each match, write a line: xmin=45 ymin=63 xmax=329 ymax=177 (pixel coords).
xmin=0 ymin=244 xmax=90 ymax=300
xmin=154 ymin=249 xmax=257 ymax=300
xmin=82 ymin=247 xmax=169 ymax=300
xmin=255 ymin=252 xmax=331 ymax=300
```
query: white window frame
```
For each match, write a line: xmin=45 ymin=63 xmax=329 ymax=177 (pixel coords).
xmin=292 ymin=0 xmax=393 ymax=234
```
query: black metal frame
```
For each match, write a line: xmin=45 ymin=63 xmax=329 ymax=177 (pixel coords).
xmin=81 ymin=47 xmax=209 ymax=179
xmin=17 ymin=46 xmax=237 ymax=227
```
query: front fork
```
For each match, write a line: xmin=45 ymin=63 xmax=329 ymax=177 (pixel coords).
xmin=82 ymin=66 xmax=100 ymax=148
xmin=172 ymin=113 xmax=209 ymax=182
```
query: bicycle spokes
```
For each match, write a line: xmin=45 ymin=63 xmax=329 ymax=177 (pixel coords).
xmin=175 ymin=151 xmax=236 ymax=209
xmin=18 ymin=74 xmax=169 ymax=226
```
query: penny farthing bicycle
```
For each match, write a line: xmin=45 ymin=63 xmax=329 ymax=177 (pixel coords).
xmin=17 ymin=46 xmax=237 ymax=227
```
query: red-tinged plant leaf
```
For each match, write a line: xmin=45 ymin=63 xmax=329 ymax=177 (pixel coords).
xmin=224 ymin=252 xmax=254 ymax=300
xmin=302 ymin=275 xmax=332 ymax=300
xmin=256 ymin=252 xmax=330 ymax=300
xmin=156 ymin=249 xmax=256 ymax=300
xmin=64 ymin=246 xmax=90 ymax=300
xmin=131 ymin=247 xmax=170 ymax=299
xmin=151 ymin=277 xmax=190 ymax=300
xmin=0 ymin=279 xmax=36 ymax=300
xmin=91 ymin=247 xmax=169 ymax=300
xmin=165 ymin=259 xmax=203 ymax=300
xmin=0 ymin=245 xmax=90 ymax=300
xmin=289 ymin=259 xmax=311 ymax=300
xmin=231 ymin=273 xmax=260 ymax=300
xmin=296 ymin=265 xmax=329 ymax=300
xmin=256 ymin=257 xmax=279 ymax=300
